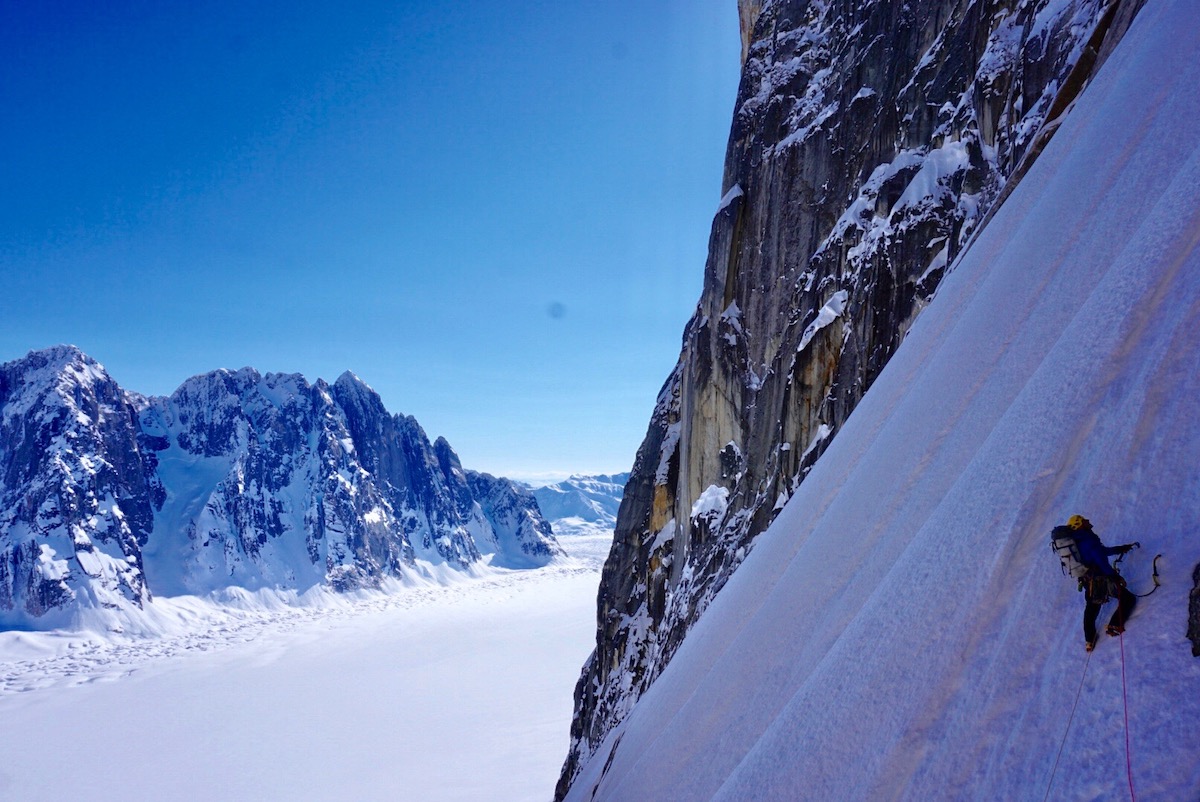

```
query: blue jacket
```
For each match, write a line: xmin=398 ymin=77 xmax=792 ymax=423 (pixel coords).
xmin=1074 ymin=527 xmax=1125 ymax=577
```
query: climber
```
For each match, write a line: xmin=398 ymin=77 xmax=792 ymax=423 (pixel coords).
xmin=1051 ymin=515 xmax=1139 ymax=651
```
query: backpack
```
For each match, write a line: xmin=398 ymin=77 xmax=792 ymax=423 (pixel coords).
xmin=1050 ymin=526 xmax=1091 ymax=580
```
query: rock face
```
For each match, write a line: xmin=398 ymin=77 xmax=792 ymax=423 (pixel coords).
xmin=0 ymin=347 xmax=154 ymax=624
xmin=1190 ymin=563 xmax=1200 ymax=658
xmin=465 ymin=470 xmax=563 ymax=568
xmin=0 ymin=347 xmax=560 ymax=628
xmin=558 ymin=0 xmax=1147 ymax=794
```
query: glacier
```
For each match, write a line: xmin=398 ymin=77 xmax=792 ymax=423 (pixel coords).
xmin=0 ymin=532 xmax=611 ymax=801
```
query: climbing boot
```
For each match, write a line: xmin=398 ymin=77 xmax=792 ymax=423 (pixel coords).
xmin=1106 ymin=624 xmax=1124 ymax=637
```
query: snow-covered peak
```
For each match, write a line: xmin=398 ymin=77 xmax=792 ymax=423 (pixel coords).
xmin=566 ymin=472 xmax=630 ymax=486
xmin=171 ymin=366 xmax=261 ymax=405
xmin=0 ymin=346 xmax=151 ymax=627
xmin=533 ymin=473 xmax=629 ymax=536
xmin=334 ymin=369 xmax=374 ymax=394
xmin=253 ymin=371 xmax=311 ymax=411
xmin=467 ymin=469 xmax=563 ymax=568
xmin=5 ymin=343 xmax=91 ymax=370
xmin=0 ymin=345 xmax=122 ymax=430
xmin=331 ymin=370 xmax=385 ymax=413
xmin=2 ymin=349 xmax=560 ymax=627
xmin=1 ymin=344 xmax=108 ymax=390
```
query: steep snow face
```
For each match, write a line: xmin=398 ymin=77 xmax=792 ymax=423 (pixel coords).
xmin=533 ymin=473 xmax=630 ymax=537
xmin=560 ymin=0 xmax=1147 ymax=789
xmin=0 ymin=353 xmax=559 ymax=627
xmin=566 ymin=1 xmax=1200 ymax=798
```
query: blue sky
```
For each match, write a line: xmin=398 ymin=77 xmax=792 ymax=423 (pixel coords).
xmin=1 ymin=1 xmax=741 ymax=484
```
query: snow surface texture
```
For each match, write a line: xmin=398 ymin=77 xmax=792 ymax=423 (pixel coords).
xmin=0 ymin=533 xmax=611 ymax=801
xmin=533 ymin=473 xmax=629 ymax=538
xmin=561 ymin=3 xmax=1131 ymax=784
xmin=567 ymin=1 xmax=1200 ymax=799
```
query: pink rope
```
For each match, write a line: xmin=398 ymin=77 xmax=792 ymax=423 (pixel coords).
xmin=1119 ymin=632 xmax=1136 ymax=801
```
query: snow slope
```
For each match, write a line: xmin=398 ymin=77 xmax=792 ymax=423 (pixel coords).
xmin=0 ymin=534 xmax=611 ymax=801
xmin=566 ymin=1 xmax=1200 ymax=799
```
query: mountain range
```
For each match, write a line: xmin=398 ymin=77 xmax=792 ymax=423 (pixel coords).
xmin=531 ymin=473 xmax=629 ymax=537
xmin=0 ymin=345 xmax=560 ymax=629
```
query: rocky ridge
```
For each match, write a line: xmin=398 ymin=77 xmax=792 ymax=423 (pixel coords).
xmin=0 ymin=346 xmax=560 ymax=628
xmin=558 ymin=0 xmax=1149 ymax=794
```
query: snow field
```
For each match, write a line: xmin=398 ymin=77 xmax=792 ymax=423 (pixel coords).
xmin=0 ymin=534 xmax=612 ymax=801
xmin=568 ymin=1 xmax=1200 ymax=799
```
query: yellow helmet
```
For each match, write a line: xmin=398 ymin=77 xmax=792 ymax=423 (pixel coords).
xmin=1067 ymin=514 xmax=1090 ymax=530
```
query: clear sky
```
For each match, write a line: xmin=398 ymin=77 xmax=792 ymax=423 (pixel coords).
xmin=0 ymin=1 xmax=742 ymax=484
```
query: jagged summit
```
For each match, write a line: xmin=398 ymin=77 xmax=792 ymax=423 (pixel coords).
xmin=176 ymin=365 xmax=262 ymax=388
xmin=1 ymin=345 xmax=108 ymax=395
xmin=7 ymin=343 xmax=90 ymax=366
xmin=0 ymin=348 xmax=560 ymax=629
xmin=333 ymin=369 xmax=376 ymax=398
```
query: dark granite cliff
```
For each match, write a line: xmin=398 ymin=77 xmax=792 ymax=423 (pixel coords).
xmin=558 ymin=0 xmax=1148 ymax=794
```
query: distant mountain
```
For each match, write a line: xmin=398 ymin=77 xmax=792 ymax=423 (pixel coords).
xmin=0 ymin=346 xmax=560 ymax=629
xmin=532 ymin=474 xmax=628 ymax=537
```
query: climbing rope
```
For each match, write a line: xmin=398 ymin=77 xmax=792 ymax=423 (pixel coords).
xmin=1109 ymin=546 xmax=1152 ymax=800
xmin=1043 ymin=649 xmax=1092 ymax=802
xmin=1118 ymin=632 xmax=1137 ymax=801
xmin=1045 ymin=537 xmax=1156 ymax=799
